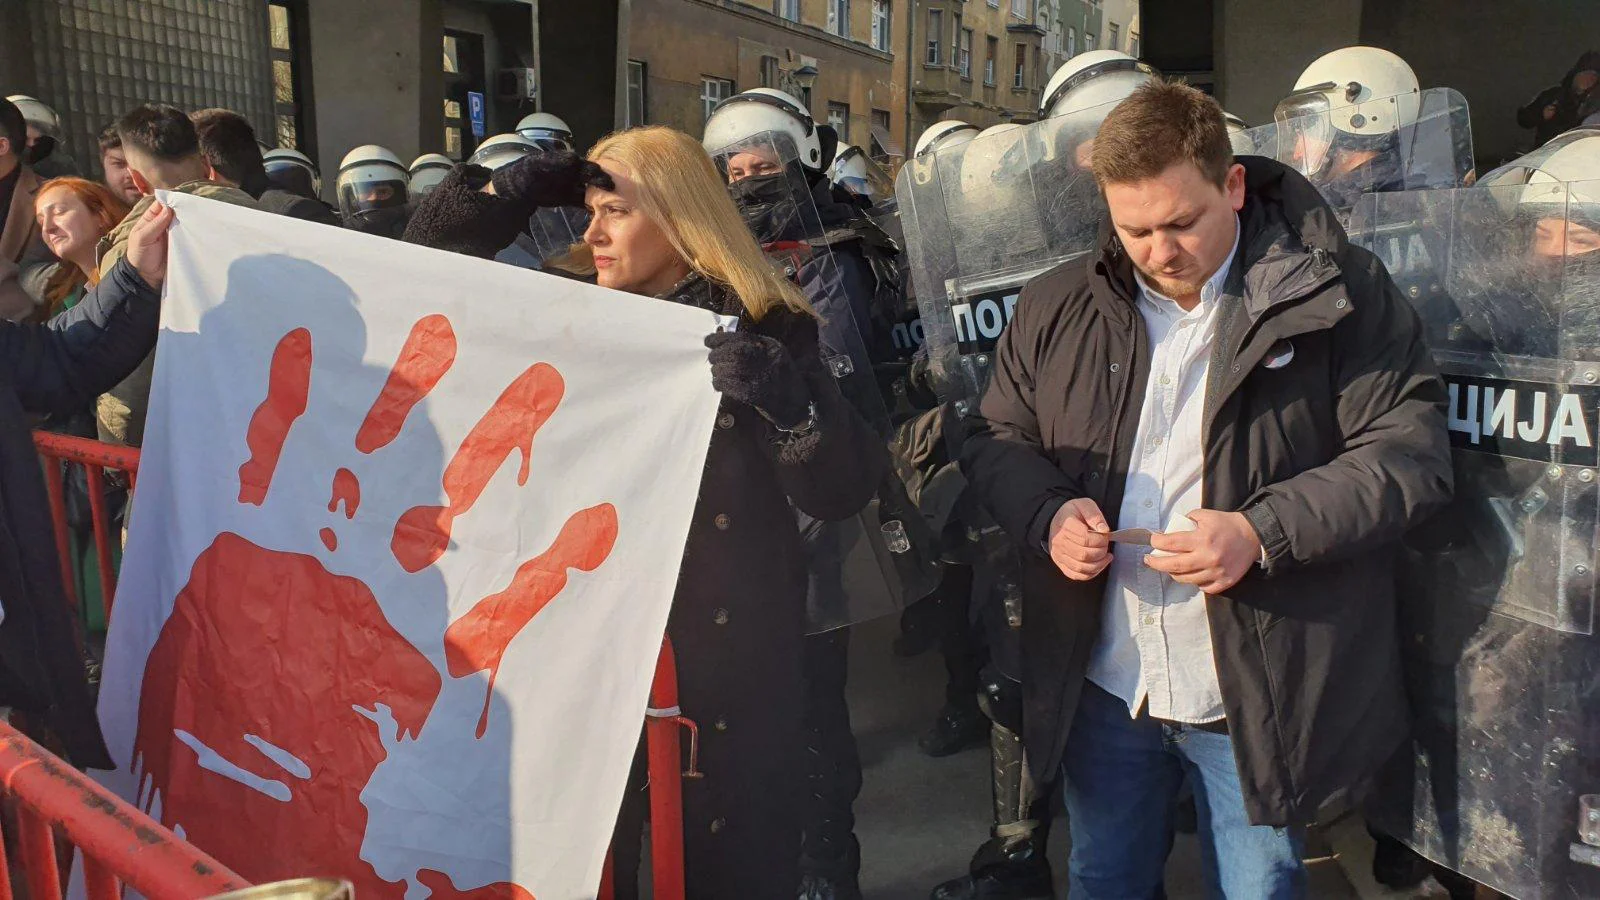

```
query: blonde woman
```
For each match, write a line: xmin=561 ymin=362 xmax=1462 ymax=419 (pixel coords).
xmin=406 ymin=128 xmax=885 ymax=898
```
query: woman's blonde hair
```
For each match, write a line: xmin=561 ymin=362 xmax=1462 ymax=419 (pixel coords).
xmin=572 ymin=126 xmax=814 ymax=321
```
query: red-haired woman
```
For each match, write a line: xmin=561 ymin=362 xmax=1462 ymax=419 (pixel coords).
xmin=34 ymin=177 xmax=132 ymax=317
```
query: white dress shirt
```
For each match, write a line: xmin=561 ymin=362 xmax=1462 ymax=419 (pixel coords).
xmin=1086 ymin=219 xmax=1240 ymax=724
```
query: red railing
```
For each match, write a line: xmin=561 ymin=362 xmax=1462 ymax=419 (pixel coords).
xmin=31 ymin=432 xmax=692 ymax=900
xmin=0 ymin=717 xmax=249 ymax=900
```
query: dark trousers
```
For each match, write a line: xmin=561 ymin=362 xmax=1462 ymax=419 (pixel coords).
xmin=800 ymin=628 xmax=863 ymax=872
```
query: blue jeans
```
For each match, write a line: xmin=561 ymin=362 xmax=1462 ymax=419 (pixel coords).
xmin=1062 ymin=682 xmax=1307 ymax=900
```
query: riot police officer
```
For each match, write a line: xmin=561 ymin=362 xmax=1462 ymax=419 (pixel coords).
xmin=5 ymin=94 xmax=79 ymax=179
xmin=263 ymin=147 xmax=322 ymax=201
xmin=705 ymin=88 xmax=935 ymax=900
xmin=335 ymin=145 xmax=410 ymax=238
xmin=408 ymin=153 xmax=454 ymax=201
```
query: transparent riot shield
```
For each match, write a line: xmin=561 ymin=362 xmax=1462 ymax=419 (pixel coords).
xmin=495 ymin=206 xmax=592 ymax=272
xmin=897 ymin=102 xmax=1110 ymax=411
xmin=707 ymin=129 xmax=941 ymax=633
xmin=1347 ymin=182 xmax=1600 ymax=899
xmin=1241 ymin=87 xmax=1475 ymax=219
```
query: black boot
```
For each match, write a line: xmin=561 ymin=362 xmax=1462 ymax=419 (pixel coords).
xmin=918 ymin=701 xmax=988 ymax=757
xmin=930 ymin=834 xmax=1054 ymax=900
xmin=799 ymin=835 xmax=863 ymax=900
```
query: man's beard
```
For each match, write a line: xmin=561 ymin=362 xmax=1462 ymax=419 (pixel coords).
xmin=1135 ymin=260 xmax=1207 ymax=300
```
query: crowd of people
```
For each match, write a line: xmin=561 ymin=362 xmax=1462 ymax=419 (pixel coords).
xmin=0 ymin=34 xmax=1596 ymax=900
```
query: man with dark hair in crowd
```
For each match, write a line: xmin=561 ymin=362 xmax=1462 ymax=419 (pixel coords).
xmin=0 ymin=97 xmax=53 ymax=321
xmin=962 ymin=79 xmax=1452 ymax=896
xmin=190 ymin=108 xmax=338 ymax=226
xmin=98 ymin=124 xmax=142 ymax=206
xmin=97 ymin=102 xmax=259 ymax=448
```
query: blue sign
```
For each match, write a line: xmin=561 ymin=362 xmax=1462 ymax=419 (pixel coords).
xmin=468 ymin=92 xmax=486 ymax=139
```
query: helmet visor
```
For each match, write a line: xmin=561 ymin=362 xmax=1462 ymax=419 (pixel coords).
xmin=1274 ymin=87 xmax=1335 ymax=177
xmin=338 ymin=178 xmax=406 ymax=215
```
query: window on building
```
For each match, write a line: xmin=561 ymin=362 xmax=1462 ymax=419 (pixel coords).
xmin=1129 ymin=32 xmax=1140 ymax=57
xmin=985 ymin=36 xmax=998 ymax=85
xmin=1011 ymin=0 xmax=1029 ymax=19
xmin=1085 ymin=32 xmax=1096 ymax=51
xmin=828 ymin=102 xmax=850 ymax=143
xmin=988 ymin=0 xmax=999 ymax=7
xmin=926 ymin=9 xmax=943 ymax=65
xmin=760 ymin=55 xmax=780 ymax=88
xmin=959 ymin=28 xmax=974 ymax=79
xmin=871 ymin=108 xmax=893 ymax=159
xmin=872 ymin=108 xmax=891 ymax=131
xmin=1014 ymin=43 xmax=1027 ymax=89
xmin=775 ymin=0 xmax=799 ymax=22
xmin=268 ymin=1 xmax=308 ymax=152
xmin=702 ymin=77 xmax=734 ymax=123
xmin=828 ymin=0 xmax=850 ymax=38
xmin=626 ymin=60 xmax=647 ymax=127
xmin=871 ymin=0 xmax=891 ymax=51
xmin=952 ymin=12 xmax=962 ymax=66
xmin=1108 ymin=22 xmax=1119 ymax=51
xmin=1066 ymin=26 xmax=1076 ymax=57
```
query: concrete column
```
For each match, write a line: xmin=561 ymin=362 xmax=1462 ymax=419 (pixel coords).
xmin=1213 ymin=0 xmax=1360 ymax=125
xmin=304 ymin=0 xmax=443 ymax=190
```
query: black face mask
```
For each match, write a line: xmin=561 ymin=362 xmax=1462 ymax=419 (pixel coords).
xmin=22 ymin=135 xmax=56 ymax=167
xmin=344 ymin=206 xmax=411 ymax=238
xmin=729 ymin=172 xmax=808 ymax=244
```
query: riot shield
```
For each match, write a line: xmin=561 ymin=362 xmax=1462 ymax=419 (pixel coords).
xmin=1240 ymin=87 xmax=1474 ymax=218
xmin=1347 ymin=181 xmax=1600 ymax=899
xmin=896 ymin=101 xmax=1111 ymax=411
xmin=707 ymin=129 xmax=941 ymax=633
xmin=495 ymin=206 xmax=592 ymax=272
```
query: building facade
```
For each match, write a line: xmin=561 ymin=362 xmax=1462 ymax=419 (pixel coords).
xmin=626 ymin=0 xmax=908 ymax=167
xmin=905 ymin=0 xmax=1048 ymax=146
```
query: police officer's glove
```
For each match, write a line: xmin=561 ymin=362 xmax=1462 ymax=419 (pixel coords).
xmin=705 ymin=331 xmax=813 ymax=430
xmin=490 ymin=150 xmax=613 ymax=209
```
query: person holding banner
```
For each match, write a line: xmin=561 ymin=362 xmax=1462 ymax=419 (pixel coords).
xmin=406 ymin=127 xmax=885 ymax=899
xmin=0 ymin=199 xmax=171 ymax=770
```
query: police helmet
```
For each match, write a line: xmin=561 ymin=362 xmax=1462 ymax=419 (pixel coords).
xmin=915 ymin=120 xmax=980 ymax=158
xmin=703 ymin=88 xmax=826 ymax=171
xmin=263 ymin=147 xmax=322 ymax=199
xmin=469 ymin=133 xmax=538 ymax=171
xmin=336 ymin=144 xmax=408 ymax=217
xmin=515 ymin=113 xmax=575 ymax=153
xmin=1039 ymin=50 xmax=1158 ymax=121
xmin=408 ymin=153 xmax=455 ymax=199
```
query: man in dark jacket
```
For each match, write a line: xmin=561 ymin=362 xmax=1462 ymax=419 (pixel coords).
xmin=1518 ymin=51 xmax=1600 ymax=148
xmin=962 ymin=80 xmax=1453 ymax=896
xmin=191 ymin=108 xmax=340 ymax=226
xmin=0 ymin=200 xmax=171 ymax=768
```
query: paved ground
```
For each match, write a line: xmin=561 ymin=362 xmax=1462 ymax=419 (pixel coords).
xmin=847 ymin=615 xmax=1377 ymax=899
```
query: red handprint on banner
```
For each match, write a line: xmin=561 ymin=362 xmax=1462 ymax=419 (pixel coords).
xmin=132 ymin=314 xmax=619 ymax=899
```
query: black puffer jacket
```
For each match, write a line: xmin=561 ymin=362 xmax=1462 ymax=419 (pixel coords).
xmin=405 ymin=167 xmax=886 ymax=897
xmin=963 ymin=156 xmax=1454 ymax=827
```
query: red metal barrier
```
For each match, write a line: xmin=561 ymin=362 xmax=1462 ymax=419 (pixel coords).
xmin=0 ymin=716 xmax=248 ymax=900
xmin=31 ymin=431 xmax=692 ymax=899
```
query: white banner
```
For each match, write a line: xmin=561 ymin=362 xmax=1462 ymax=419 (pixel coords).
xmin=95 ymin=194 xmax=724 ymax=899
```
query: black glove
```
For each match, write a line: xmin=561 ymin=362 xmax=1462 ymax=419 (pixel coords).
xmin=490 ymin=150 xmax=614 ymax=209
xmin=705 ymin=331 xmax=812 ymax=429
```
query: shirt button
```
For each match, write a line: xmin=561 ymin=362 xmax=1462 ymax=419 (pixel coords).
xmin=1109 ymin=363 xmax=1121 ymax=374
xmin=1151 ymin=436 xmax=1163 ymax=447
xmin=714 ymin=716 xmax=729 ymax=732
xmin=1143 ymin=615 xmax=1156 ymax=625
xmin=717 ymin=413 xmax=735 ymax=430
xmin=713 ymin=608 xmax=730 ymax=625
xmin=1160 ymin=375 xmax=1172 ymax=385
xmin=1143 ymin=499 xmax=1154 ymax=509
xmin=714 ymin=513 xmax=731 ymax=530
xmin=710 ymin=817 xmax=726 ymax=834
